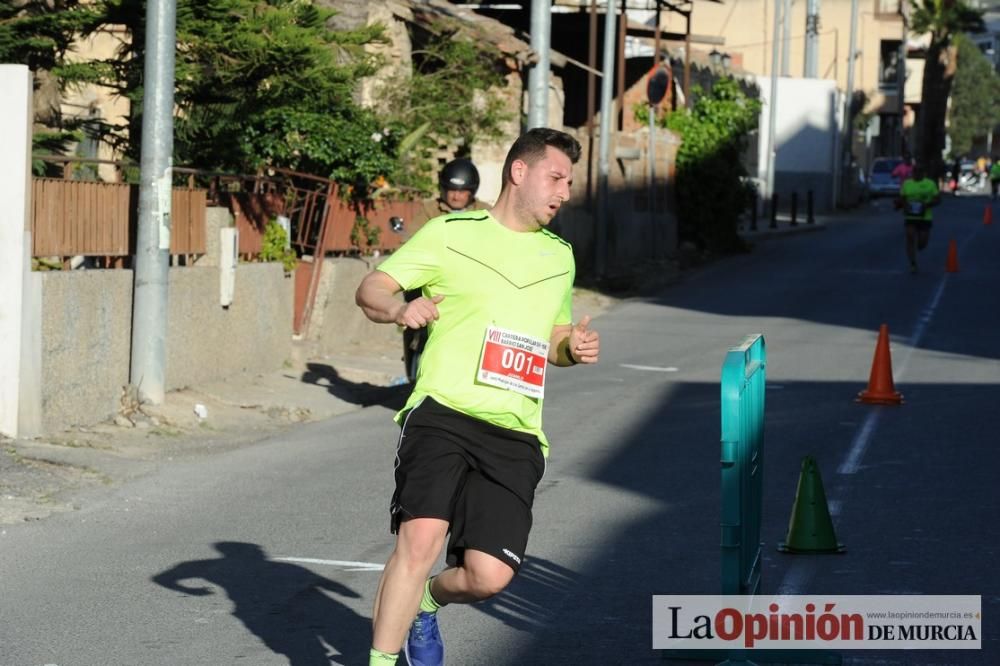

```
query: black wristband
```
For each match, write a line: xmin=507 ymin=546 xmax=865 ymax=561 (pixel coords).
xmin=566 ymin=345 xmax=579 ymax=365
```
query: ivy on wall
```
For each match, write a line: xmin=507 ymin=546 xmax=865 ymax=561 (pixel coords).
xmin=636 ymin=78 xmax=761 ymax=254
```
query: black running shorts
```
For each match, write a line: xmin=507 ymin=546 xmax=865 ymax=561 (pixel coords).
xmin=390 ymin=398 xmax=546 ymax=572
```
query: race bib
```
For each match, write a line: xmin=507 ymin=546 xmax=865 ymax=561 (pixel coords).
xmin=905 ymin=200 xmax=926 ymax=216
xmin=477 ymin=325 xmax=549 ymax=399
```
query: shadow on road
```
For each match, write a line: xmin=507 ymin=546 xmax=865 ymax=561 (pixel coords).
xmin=152 ymin=541 xmax=369 ymax=665
xmin=495 ymin=376 xmax=1000 ymax=664
xmin=301 ymin=362 xmax=411 ymax=411
xmin=474 ymin=555 xmax=583 ymax=631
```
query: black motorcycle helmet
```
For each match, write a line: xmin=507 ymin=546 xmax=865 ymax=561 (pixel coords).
xmin=438 ymin=158 xmax=480 ymax=196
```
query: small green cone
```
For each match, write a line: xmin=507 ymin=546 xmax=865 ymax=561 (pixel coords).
xmin=778 ymin=456 xmax=846 ymax=553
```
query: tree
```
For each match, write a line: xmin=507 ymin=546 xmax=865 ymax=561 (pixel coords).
xmin=375 ymin=33 xmax=512 ymax=194
xmin=910 ymin=0 xmax=984 ymax=178
xmin=665 ymin=78 xmax=761 ymax=254
xmin=947 ymin=33 xmax=1000 ymax=159
xmin=89 ymin=0 xmax=399 ymax=184
xmin=0 ymin=0 xmax=104 ymax=173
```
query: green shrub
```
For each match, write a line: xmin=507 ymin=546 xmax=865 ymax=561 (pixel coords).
xmin=664 ymin=78 xmax=761 ymax=253
xmin=350 ymin=215 xmax=381 ymax=255
xmin=259 ymin=220 xmax=297 ymax=273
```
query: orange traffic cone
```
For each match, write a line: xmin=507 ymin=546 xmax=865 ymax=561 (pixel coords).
xmin=945 ymin=239 xmax=960 ymax=273
xmin=984 ymin=205 xmax=993 ymax=226
xmin=856 ymin=324 xmax=903 ymax=405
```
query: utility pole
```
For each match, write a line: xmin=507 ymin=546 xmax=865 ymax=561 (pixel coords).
xmin=898 ymin=21 xmax=908 ymax=156
xmin=840 ymin=0 xmax=859 ymax=207
xmin=596 ymin=1 xmax=617 ymax=278
xmin=804 ymin=0 xmax=820 ymax=78
xmin=765 ymin=0 xmax=783 ymax=209
xmin=527 ymin=0 xmax=552 ymax=129
xmin=781 ymin=0 xmax=792 ymax=76
xmin=130 ymin=0 xmax=176 ymax=404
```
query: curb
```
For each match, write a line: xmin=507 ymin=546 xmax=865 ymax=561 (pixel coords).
xmin=739 ymin=220 xmax=827 ymax=241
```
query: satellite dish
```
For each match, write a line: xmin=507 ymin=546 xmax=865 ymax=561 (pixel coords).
xmin=646 ymin=65 xmax=671 ymax=106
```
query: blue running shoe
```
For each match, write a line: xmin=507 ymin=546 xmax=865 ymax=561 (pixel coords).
xmin=405 ymin=610 xmax=444 ymax=666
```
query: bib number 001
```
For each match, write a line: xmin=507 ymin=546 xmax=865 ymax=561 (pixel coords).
xmin=500 ymin=348 xmax=537 ymax=374
xmin=477 ymin=325 xmax=549 ymax=399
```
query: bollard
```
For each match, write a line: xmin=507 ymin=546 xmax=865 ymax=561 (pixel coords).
xmin=750 ymin=191 xmax=758 ymax=231
xmin=769 ymin=192 xmax=779 ymax=229
xmin=807 ymin=190 xmax=815 ymax=224
xmin=790 ymin=192 xmax=798 ymax=226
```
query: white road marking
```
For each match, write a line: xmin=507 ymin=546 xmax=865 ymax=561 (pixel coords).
xmin=840 ymin=269 xmax=905 ymax=275
xmin=837 ymin=410 xmax=879 ymax=475
xmin=775 ymin=560 xmax=812 ymax=595
xmin=838 ymin=278 xmax=947 ymax=476
xmin=781 ymin=268 xmax=953 ymax=595
xmin=273 ymin=557 xmax=385 ymax=572
xmin=619 ymin=364 xmax=678 ymax=372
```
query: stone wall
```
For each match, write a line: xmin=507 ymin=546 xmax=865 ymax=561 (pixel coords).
xmin=165 ymin=264 xmax=293 ymax=390
xmin=307 ymin=257 xmax=401 ymax=360
xmin=38 ymin=264 xmax=293 ymax=432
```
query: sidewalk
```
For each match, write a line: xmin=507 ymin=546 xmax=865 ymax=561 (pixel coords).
xmin=0 ymin=287 xmax=618 ymax=526
xmin=737 ymin=196 xmax=896 ymax=243
xmin=738 ymin=215 xmax=827 ymax=241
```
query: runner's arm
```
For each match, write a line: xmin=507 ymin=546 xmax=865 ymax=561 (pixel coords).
xmin=356 ymin=270 xmax=406 ymax=324
xmin=549 ymin=325 xmax=575 ymax=366
xmin=356 ymin=270 xmax=443 ymax=328
xmin=549 ymin=316 xmax=600 ymax=366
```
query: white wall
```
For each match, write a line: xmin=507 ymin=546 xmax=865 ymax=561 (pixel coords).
xmin=0 ymin=65 xmax=41 ymax=438
xmin=756 ymin=76 xmax=841 ymax=210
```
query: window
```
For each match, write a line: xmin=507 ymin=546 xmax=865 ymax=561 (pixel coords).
xmin=879 ymin=40 xmax=902 ymax=89
xmin=874 ymin=0 xmax=901 ymax=17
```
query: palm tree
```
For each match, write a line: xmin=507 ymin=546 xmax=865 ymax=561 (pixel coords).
xmin=910 ymin=0 xmax=984 ymax=179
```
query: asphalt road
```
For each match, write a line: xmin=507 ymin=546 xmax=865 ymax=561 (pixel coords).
xmin=1 ymin=195 xmax=997 ymax=666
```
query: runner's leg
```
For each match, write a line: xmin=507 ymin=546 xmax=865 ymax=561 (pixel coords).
xmin=431 ymin=549 xmax=516 ymax=604
xmin=917 ymin=226 xmax=930 ymax=252
xmin=372 ymin=517 xmax=449 ymax=653
xmin=905 ymin=224 xmax=918 ymax=269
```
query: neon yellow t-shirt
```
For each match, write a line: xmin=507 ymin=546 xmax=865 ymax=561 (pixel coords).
xmin=900 ymin=178 xmax=938 ymax=222
xmin=378 ymin=210 xmax=575 ymax=455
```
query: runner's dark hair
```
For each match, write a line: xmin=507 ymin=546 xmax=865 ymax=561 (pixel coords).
xmin=501 ymin=128 xmax=581 ymax=188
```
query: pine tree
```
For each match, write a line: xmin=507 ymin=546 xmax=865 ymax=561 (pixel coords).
xmin=0 ymin=0 xmax=104 ymax=173
xmin=90 ymin=0 xmax=397 ymax=183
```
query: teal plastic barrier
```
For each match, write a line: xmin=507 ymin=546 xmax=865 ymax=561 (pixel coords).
xmin=720 ymin=334 xmax=766 ymax=596
xmin=665 ymin=335 xmax=840 ymax=665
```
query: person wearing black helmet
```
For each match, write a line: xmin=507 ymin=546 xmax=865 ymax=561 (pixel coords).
xmin=414 ymin=158 xmax=489 ymax=228
xmin=403 ymin=159 xmax=490 ymax=381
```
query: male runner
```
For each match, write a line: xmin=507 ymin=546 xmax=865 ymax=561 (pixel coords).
xmin=356 ymin=127 xmax=599 ymax=665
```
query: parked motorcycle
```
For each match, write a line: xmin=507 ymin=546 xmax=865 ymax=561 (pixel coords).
xmin=947 ymin=160 xmax=986 ymax=195
xmin=956 ymin=169 xmax=985 ymax=195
